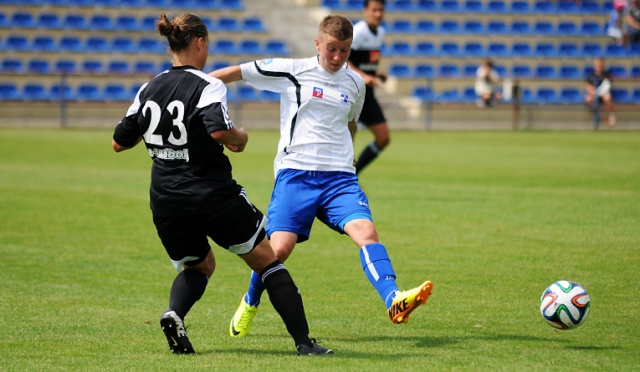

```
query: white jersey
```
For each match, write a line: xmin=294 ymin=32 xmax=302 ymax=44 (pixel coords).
xmin=240 ymin=57 xmax=365 ymax=176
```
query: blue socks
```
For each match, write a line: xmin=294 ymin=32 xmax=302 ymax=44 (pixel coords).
xmin=244 ymin=243 xmax=399 ymax=309
xmin=360 ymin=243 xmax=399 ymax=308
xmin=243 ymin=271 xmax=265 ymax=307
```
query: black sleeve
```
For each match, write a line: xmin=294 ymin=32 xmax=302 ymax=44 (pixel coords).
xmin=113 ymin=115 xmax=141 ymax=148
xmin=201 ymin=102 xmax=233 ymax=134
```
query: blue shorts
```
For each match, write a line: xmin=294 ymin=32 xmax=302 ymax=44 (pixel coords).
xmin=266 ymin=169 xmax=372 ymax=242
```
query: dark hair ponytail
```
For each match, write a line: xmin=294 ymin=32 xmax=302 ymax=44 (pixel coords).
xmin=156 ymin=13 xmax=208 ymax=52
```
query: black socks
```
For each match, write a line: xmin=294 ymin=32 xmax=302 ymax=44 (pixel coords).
xmin=167 ymin=269 xmax=209 ymax=320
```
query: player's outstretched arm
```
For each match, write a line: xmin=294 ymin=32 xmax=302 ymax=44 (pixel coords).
xmin=209 ymin=66 xmax=243 ymax=84
xmin=211 ymin=127 xmax=248 ymax=153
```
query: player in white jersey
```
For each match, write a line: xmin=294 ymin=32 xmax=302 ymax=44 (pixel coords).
xmin=348 ymin=0 xmax=391 ymax=175
xmin=210 ymin=15 xmax=432 ymax=338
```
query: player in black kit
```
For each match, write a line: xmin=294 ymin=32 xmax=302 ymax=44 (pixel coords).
xmin=347 ymin=0 xmax=390 ymax=175
xmin=111 ymin=13 xmax=331 ymax=356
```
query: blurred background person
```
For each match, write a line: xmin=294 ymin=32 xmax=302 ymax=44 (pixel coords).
xmin=607 ymin=0 xmax=627 ymax=45
xmin=626 ymin=0 xmax=640 ymax=44
xmin=475 ymin=59 xmax=502 ymax=108
xmin=585 ymin=57 xmax=616 ymax=126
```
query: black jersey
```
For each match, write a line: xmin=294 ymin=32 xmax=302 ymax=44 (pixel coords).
xmin=586 ymin=70 xmax=612 ymax=88
xmin=349 ymin=20 xmax=385 ymax=77
xmin=113 ymin=65 xmax=241 ymax=216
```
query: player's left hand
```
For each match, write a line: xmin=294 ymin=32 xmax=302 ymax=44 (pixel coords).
xmin=377 ymin=72 xmax=387 ymax=83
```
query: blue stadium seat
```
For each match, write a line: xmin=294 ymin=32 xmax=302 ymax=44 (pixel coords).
xmin=0 ymin=83 xmax=20 ymax=101
xmin=59 ymin=36 xmax=82 ymax=52
xmin=1 ymin=58 xmax=23 ymax=73
xmin=212 ymin=39 xmax=237 ymax=55
xmin=436 ymin=89 xmax=460 ymax=103
xmin=37 ymin=13 xmax=61 ymax=29
xmin=415 ymin=20 xmax=436 ymax=33
xmin=388 ymin=0 xmax=414 ymax=11
xmin=104 ymin=84 xmax=129 ymax=101
xmin=108 ymin=61 xmax=129 ymax=74
xmin=462 ymin=87 xmax=476 ymax=102
xmin=582 ymin=43 xmax=603 ymax=57
xmin=632 ymin=89 xmax=640 ymax=103
xmin=534 ymin=65 xmax=556 ymax=79
xmin=94 ymin=0 xmax=118 ymax=6
xmin=220 ymin=0 xmax=244 ymax=10
xmin=6 ymin=35 xmax=29 ymax=52
xmin=86 ymin=36 xmax=109 ymax=53
xmin=50 ymin=84 xmax=75 ymax=101
xmin=237 ymin=86 xmax=259 ymax=102
xmin=463 ymin=0 xmax=483 ymax=12
xmin=486 ymin=0 xmax=507 ymax=13
xmin=462 ymin=20 xmax=483 ymax=34
xmin=32 ymin=36 xmax=56 ymax=52
xmin=487 ymin=42 xmax=508 ymax=57
xmin=23 ymin=84 xmax=49 ymax=101
xmin=462 ymin=42 xmax=484 ymax=57
xmin=608 ymin=65 xmax=627 ymax=78
xmin=265 ymin=40 xmax=289 ymax=56
xmin=77 ymin=84 xmax=102 ymax=101
xmin=534 ymin=1 xmax=554 ymax=13
xmin=320 ymin=0 xmax=341 ymax=9
xmin=138 ymin=38 xmax=165 ymax=54
xmin=238 ymin=39 xmax=262 ymax=55
xmin=438 ymin=64 xmax=459 ymax=77
xmin=120 ymin=0 xmax=142 ymax=7
xmin=115 ymin=15 xmax=139 ymax=32
xmin=210 ymin=61 xmax=231 ymax=70
xmin=486 ymin=21 xmax=507 ymax=34
xmin=611 ymin=88 xmax=630 ymax=103
xmin=218 ymin=17 xmax=240 ymax=32
xmin=533 ymin=21 xmax=554 ymax=35
xmin=630 ymin=42 xmax=640 ymax=56
xmin=81 ymin=60 xmax=104 ymax=74
xmin=389 ymin=19 xmax=413 ymax=33
xmin=439 ymin=42 xmax=460 ymax=57
xmin=416 ymin=0 xmax=437 ymax=11
xmin=510 ymin=1 xmax=531 ymax=13
xmin=439 ymin=20 xmax=459 ymax=34
xmin=534 ymin=43 xmax=556 ymax=58
xmin=558 ymin=43 xmax=579 ymax=58
xmin=510 ymin=21 xmax=531 ymax=35
xmin=134 ymin=61 xmax=156 ymax=74
xmin=580 ymin=1 xmax=600 ymax=14
xmin=412 ymin=86 xmax=434 ymax=101
xmin=111 ymin=37 xmax=135 ymax=53
xmin=261 ymin=90 xmax=280 ymax=102
xmin=631 ymin=66 xmax=640 ymax=78
xmin=558 ymin=65 xmax=580 ymax=79
xmin=414 ymin=64 xmax=434 ymax=78
xmin=54 ymin=60 xmax=76 ymax=74
xmin=557 ymin=21 xmax=578 ymax=36
xmin=605 ymin=44 xmax=627 ymax=57
xmin=389 ymin=41 xmax=412 ymax=56
xmin=389 ymin=63 xmax=411 ymax=78
xmin=63 ymin=14 xmax=87 ymax=30
xmin=558 ymin=1 xmax=579 ymax=14
xmin=535 ymin=87 xmax=558 ymax=104
xmin=580 ymin=21 xmax=604 ymax=36
xmin=160 ymin=61 xmax=173 ymax=71
xmin=193 ymin=0 xmax=220 ymax=9
xmin=11 ymin=12 xmax=35 ymax=28
xmin=440 ymin=0 xmax=461 ymax=12
xmin=511 ymin=65 xmax=532 ymax=78
xmin=242 ymin=17 xmax=266 ymax=33
xmin=27 ymin=59 xmax=50 ymax=74
xmin=130 ymin=84 xmax=143 ymax=99
xmin=559 ymin=87 xmax=582 ymax=103
xmin=140 ymin=15 xmax=157 ymax=31
xmin=462 ymin=64 xmax=477 ymax=77
xmin=89 ymin=15 xmax=113 ymax=31
xmin=0 ymin=12 xmax=7 ymax=28
xmin=511 ymin=42 xmax=532 ymax=57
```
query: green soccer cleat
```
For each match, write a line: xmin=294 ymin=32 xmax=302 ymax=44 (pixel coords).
xmin=229 ymin=295 xmax=258 ymax=337
xmin=388 ymin=280 xmax=433 ymax=324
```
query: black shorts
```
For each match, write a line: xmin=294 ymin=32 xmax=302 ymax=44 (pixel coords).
xmin=359 ymin=88 xmax=387 ymax=127
xmin=152 ymin=189 xmax=266 ymax=270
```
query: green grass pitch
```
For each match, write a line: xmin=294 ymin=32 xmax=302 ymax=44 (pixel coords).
xmin=1 ymin=128 xmax=639 ymax=370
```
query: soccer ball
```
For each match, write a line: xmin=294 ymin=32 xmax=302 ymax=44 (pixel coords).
xmin=540 ymin=280 xmax=590 ymax=330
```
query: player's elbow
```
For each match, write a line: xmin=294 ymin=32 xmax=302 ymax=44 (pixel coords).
xmin=112 ymin=139 xmax=128 ymax=152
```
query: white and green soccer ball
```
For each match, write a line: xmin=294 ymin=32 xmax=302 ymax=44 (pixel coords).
xmin=540 ymin=280 xmax=590 ymax=330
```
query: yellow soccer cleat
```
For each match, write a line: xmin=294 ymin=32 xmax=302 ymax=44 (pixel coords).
xmin=388 ymin=280 xmax=433 ymax=324
xmin=229 ymin=295 xmax=258 ymax=337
